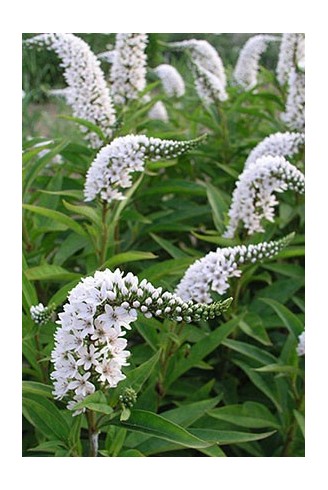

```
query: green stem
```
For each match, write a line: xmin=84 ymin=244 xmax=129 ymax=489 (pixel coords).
xmin=282 ymin=393 xmax=305 ymax=457
xmin=99 ymin=201 xmax=109 ymax=266
xmin=217 ymin=103 xmax=230 ymax=164
xmin=86 ymin=410 xmax=99 ymax=457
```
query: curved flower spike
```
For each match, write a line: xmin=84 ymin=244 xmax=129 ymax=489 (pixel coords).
xmin=234 ymin=34 xmax=279 ymax=90
xmin=84 ymin=133 xmax=207 ymax=203
xmin=153 ymin=64 xmax=185 ymax=98
xmin=51 ymin=268 xmax=232 ymax=413
xmin=276 ymin=33 xmax=305 ymax=86
xmin=193 ymin=62 xmax=228 ymax=105
xmin=24 ymin=33 xmax=116 ymax=149
xmin=110 ymin=33 xmax=148 ymax=105
xmin=224 ymin=155 xmax=305 ymax=238
xmin=244 ymin=131 xmax=305 ymax=169
xmin=175 ymin=234 xmax=294 ymax=304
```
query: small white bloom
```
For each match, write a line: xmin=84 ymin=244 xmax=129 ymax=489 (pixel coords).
xmin=296 ymin=331 xmax=305 ymax=356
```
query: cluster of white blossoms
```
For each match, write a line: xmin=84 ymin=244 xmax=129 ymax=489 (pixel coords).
xmin=98 ymin=50 xmax=116 ymax=64
xmin=176 ymin=235 xmax=293 ymax=304
xmin=244 ymin=131 xmax=305 ymax=169
xmin=148 ymin=101 xmax=169 ymax=122
xmin=30 ymin=303 xmax=55 ymax=325
xmin=169 ymin=39 xmax=228 ymax=103
xmin=51 ymin=268 xmax=232 ymax=413
xmin=276 ymin=34 xmax=305 ymax=131
xmin=110 ymin=33 xmax=148 ymax=105
xmin=234 ymin=34 xmax=279 ymax=90
xmin=276 ymin=34 xmax=305 ymax=86
xmin=193 ymin=62 xmax=228 ymax=105
xmin=281 ymin=68 xmax=305 ymax=131
xmin=84 ymin=134 xmax=205 ymax=203
xmin=25 ymin=33 xmax=116 ymax=149
xmin=296 ymin=330 xmax=305 ymax=356
xmin=224 ymin=155 xmax=305 ymax=238
xmin=153 ymin=64 xmax=185 ymax=98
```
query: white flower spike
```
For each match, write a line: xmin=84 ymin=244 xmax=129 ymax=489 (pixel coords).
xmin=176 ymin=235 xmax=294 ymax=304
xmin=25 ymin=33 xmax=116 ymax=148
xmin=51 ymin=268 xmax=232 ymax=413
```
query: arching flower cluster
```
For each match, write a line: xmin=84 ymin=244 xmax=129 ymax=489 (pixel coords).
xmin=51 ymin=268 xmax=232 ymax=413
xmin=84 ymin=134 xmax=205 ymax=203
xmin=223 ymin=155 xmax=305 ymax=238
xmin=233 ymin=34 xmax=279 ymax=90
xmin=153 ymin=64 xmax=185 ymax=98
xmin=296 ymin=331 xmax=305 ymax=356
xmin=148 ymin=101 xmax=169 ymax=122
xmin=168 ymin=39 xmax=228 ymax=103
xmin=277 ymin=33 xmax=305 ymax=131
xmin=244 ymin=131 xmax=305 ymax=169
xmin=276 ymin=33 xmax=305 ymax=86
xmin=110 ymin=34 xmax=148 ymax=105
xmin=30 ymin=303 xmax=55 ymax=325
xmin=175 ymin=235 xmax=293 ymax=304
xmin=25 ymin=33 xmax=116 ymax=148
xmin=281 ymin=68 xmax=305 ymax=131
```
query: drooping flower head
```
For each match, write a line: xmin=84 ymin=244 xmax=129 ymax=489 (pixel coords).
xmin=244 ymin=131 xmax=305 ymax=169
xmin=51 ymin=268 xmax=232 ymax=413
xmin=84 ymin=134 xmax=206 ymax=203
xmin=148 ymin=101 xmax=169 ymax=122
xmin=153 ymin=64 xmax=185 ymax=98
xmin=168 ymin=39 xmax=228 ymax=103
xmin=175 ymin=235 xmax=294 ymax=304
xmin=281 ymin=68 xmax=305 ymax=131
xmin=276 ymin=33 xmax=305 ymax=86
xmin=224 ymin=155 xmax=305 ymax=238
xmin=110 ymin=33 xmax=148 ymax=105
xmin=25 ymin=33 xmax=116 ymax=148
xmin=233 ymin=34 xmax=279 ymax=90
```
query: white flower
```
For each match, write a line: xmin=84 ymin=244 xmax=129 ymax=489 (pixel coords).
xmin=175 ymin=235 xmax=293 ymax=303
xmin=296 ymin=331 xmax=305 ymax=356
xmin=281 ymin=68 xmax=305 ymax=131
xmin=244 ymin=131 xmax=305 ymax=169
xmin=148 ymin=101 xmax=169 ymax=122
xmin=193 ymin=62 xmax=228 ymax=105
xmin=76 ymin=345 xmax=101 ymax=370
xmin=223 ymin=155 xmax=305 ymax=238
xmin=95 ymin=359 xmax=126 ymax=386
xmin=153 ymin=64 xmax=185 ymax=98
xmin=69 ymin=372 xmax=96 ymax=397
xmin=276 ymin=34 xmax=305 ymax=85
xmin=25 ymin=33 xmax=116 ymax=148
xmin=97 ymin=304 xmax=137 ymax=330
xmin=51 ymin=267 xmax=232 ymax=412
xmin=110 ymin=33 xmax=148 ymax=105
xmin=98 ymin=50 xmax=116 ymax=63
xmin=234 ymin=34 xmax=279 ymax=90
xmin=84 ymin=134 xmax=206 ymax=203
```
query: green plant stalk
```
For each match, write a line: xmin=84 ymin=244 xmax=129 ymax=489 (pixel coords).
xmin=282 ymin=393 xmax=305 ymax=457
xmin=217 ymin=103 xmax=230 ymax=164
xmin=86 ymin=409 xmax=99 ymax=457
xmin=99 ymin=201 xmax=109 ymax=266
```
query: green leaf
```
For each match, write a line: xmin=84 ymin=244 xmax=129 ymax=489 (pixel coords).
xmin=189 ymin=428 xmax=276 ymax=445
xmin=222 ymin=338 xmax=278 ymax=365
xmin=28 ymin=441 xmax=67 ymax=454
xmin=206 ymin=182 xmax=229 ymax=233
xmin=101 ymin=251 xmax=157 ymax=270
xmin=167 ymin=316 xmax=240 ymax=385
xmin=23 ymin=204 xmax=87 ymax=237
xmin=232 ymin=359 xmax=282 ymax=412
xmin=22 ymin=394 xmax=70 ymax=442
xmin=62 ymin=200 xmax=102 ymax=227
xmin=139 ymin=257 xmax=195 ymax=283
xmin=57 ymin=114 xmax=106 ymax=141
xmin=293 ymin=410 xmax=305 ymax=438
xmin=150 ymin=233 xmax=188 ymax=258
xmin=73 ymin=391 xmax=113 ymax=414
xmin=22 ymin=381 xmax=53 ymax=399
xmin=120 ymin=449 xmax=145 ymax=457
xmin=254 ymin=364 xmax=302 ymax=375
xmin=259 ymin=298 xmax=304 ymax=339
xmin=120 ymin=410 xmax=212 ymax=448
xmin=53 ymin=233 xmax=89 ymax=266
xmin=25 ymin=264 xmax=81 ymax=282
xmin=208 ymin=402 xmax=280 ymax=429
xmin=239 ymin=313 xmax=272 ymax=346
